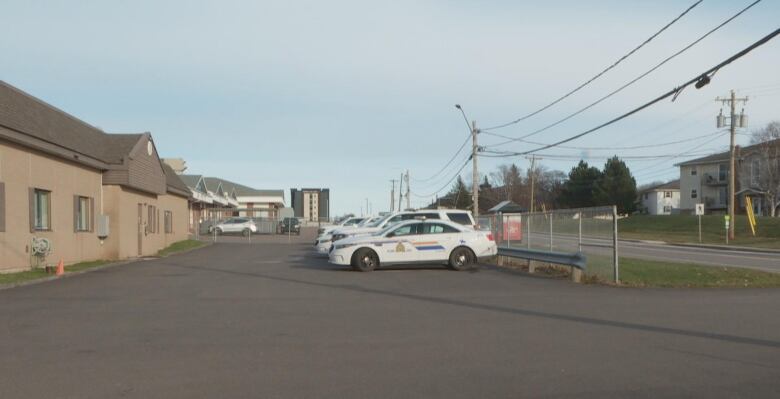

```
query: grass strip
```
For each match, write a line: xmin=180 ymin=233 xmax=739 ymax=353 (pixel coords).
xmin=158 ymin=239 xmax=206 ymax=257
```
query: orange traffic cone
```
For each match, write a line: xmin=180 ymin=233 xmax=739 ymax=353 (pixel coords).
xmin=55 ymin=259 xmax=64 ymax=276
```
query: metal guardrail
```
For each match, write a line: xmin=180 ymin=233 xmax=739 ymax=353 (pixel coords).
xmin=497 ymin=247 xmax=587 ymax=271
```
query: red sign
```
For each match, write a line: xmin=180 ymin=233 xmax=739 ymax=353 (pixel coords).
xmin=503 ymin=217 xmax=523 ymax=241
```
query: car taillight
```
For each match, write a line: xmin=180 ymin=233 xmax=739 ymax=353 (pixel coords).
xmin=486 ymin=233 xmax=494 ymax=241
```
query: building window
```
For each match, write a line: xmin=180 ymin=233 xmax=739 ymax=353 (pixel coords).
xmin=718 ymin=164 xmax=727 ymax=182
xmin=691 ymin=189 xmax=697 ymax=199
xmin=33 ymin=189 xmax=51 ymax=231
xmin=664 ymin=191 xmax=672 ymax=198
xmin=164 ymin=211 xmax=173 ymax=233
xmin=663 ymin=205 xmax=672 ymax=213
xmin=690 ymin=167 xmax=697 ymax=176
xmin=751 ymin=159 xmax=760 ymax=186
xmin=643 ymin=193 xmax=648 ymax=200
xmin=75 ymin=196 xmax=92 ymax=232
xmin=148 ymin=205 xmax=157 ymax=233
xmin=719 ymin=187 xmax=728 ymax=206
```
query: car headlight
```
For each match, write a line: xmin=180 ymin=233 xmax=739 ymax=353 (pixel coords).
xmin=332 ymin=234 xmax=347 ymax=241
xmin=334 ymin=243 xmax=357 ymax=250
xmin=320 ymin=238 xmax=332 ymax=244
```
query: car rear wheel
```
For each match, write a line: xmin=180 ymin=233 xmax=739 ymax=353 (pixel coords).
xmin=448 ymin=247 xmax=475 ymax=271
xmin=351 ymin=248 xmax=378 ymax=272
xmin=215 ymin=228 xmax=223 ymax=236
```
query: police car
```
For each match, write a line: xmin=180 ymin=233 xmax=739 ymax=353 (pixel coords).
xmin=316 ymin=216 xmax=366 ymax=236
xmin=328 ymin=219 xmax=496 ymax=272
xmin=315 ymin=209 xmax=476 ymax=256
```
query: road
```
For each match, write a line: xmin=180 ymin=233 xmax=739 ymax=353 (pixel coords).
xmin=1 ymin=230 xmax=779 ymax=398
xmin=520 ymin=234 xmax=780 ymax=273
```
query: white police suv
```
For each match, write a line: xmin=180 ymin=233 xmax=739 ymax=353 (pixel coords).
xmin=328 ymin=219 xmax=496 ymax=272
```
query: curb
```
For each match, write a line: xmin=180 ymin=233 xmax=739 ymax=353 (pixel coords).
xmin=664 ymin=242 xmax=780 ymax=254
xmin=619 ymin=238 xmax=780 ymax=254
xmin=0 ymin=241 xmax=213 ymax=291
xmin=0 ymin=259 xmax=138 ymax=291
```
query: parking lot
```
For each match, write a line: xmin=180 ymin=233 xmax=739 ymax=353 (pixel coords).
xmin=1 ymin=227 xmax=779 ymax=398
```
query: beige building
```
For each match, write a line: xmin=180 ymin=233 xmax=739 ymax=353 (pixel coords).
xmin=0 ymin=81 xmax=190 ymax=273
xmin=677 ymin=139 xmax=780 ymax=216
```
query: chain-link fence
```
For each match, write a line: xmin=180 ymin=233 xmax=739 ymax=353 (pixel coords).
xmin=480 ymin=206 xmax=619 ymax=282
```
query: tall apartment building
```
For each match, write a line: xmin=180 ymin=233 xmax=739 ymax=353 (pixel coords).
xmin=290 ymin=188 xmax=329 ymax=221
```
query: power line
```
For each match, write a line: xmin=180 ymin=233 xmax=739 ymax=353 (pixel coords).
xmin=483 ymin=0 xmax=704 ymax=131
xmin=504 ymin=26 xmax=780 ymax=156
xmin=482 ymin=130 xmax=723 ymax=151
xmin=410 ymin=157 xmax=471 ymax=199
xmin=411 ymin=104 xmax=474 ymax=184
xmin=411 ymin=133 xmax=470 ymax=183
xmin=632 ymin=131 xmax=730 ymax=177
xmin=486 ymin=0 xmax=764 ymax=146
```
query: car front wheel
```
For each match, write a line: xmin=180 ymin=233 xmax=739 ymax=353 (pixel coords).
xmin=448 ymin=247 xmax=475 ymax=271
xmin=242 ymin=228 xmax=251 ymax=237
xmin=351 ymin=248 xmax=379 ymax=272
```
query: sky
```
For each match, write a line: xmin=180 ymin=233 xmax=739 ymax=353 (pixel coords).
xmin=2 ymin=0 xmax=779 ymax=216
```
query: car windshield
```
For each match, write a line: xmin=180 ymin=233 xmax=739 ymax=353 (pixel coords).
xmin=378 ymin=221 xmax=407 ymax=236
xmin=369 ymin=213 xmax=394 ymax=227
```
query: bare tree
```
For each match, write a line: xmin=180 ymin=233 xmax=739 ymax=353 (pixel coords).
xmin=490 ymin=164 xmax=523 ymax=202
xmin=742 ymin=121 xmax=780 ymax=216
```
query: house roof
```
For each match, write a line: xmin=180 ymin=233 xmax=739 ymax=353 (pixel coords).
xmin=640 ymin=179 xmax=680 ymax=193
xmin=676 ymin=138 xmax=780 ymax=167
xmin=162 ymin=163 xmax=191 ymax=197
xmin=0 ymin=80 xmax=145 ymax=165
xmin=487 ymin=200 xmax=527 ymax=214
xmin=178 ymin=174 xmax=204 ymax=191
xmin=204 ymin=177 xmax=284 ymax=198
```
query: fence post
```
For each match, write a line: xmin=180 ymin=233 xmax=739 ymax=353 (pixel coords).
xmin=613 ymin=205 xmax=619 ymax=284
xmin=549 ymin=212 xmax=553 ymax=251
xmin=578 ymin=211 xmax=582 ymax=253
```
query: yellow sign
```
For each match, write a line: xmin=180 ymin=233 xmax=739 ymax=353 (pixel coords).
xmin=745 ymin=197 xmax=757 ymax=236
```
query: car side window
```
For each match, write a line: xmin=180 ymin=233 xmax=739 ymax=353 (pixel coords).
xmin=446 ymin=213 xmax=472 ymax=225
xmin=418 ymin=213 xmax=440 ymax=219
xmin=423 ymin=223 xmax=459 ymax=234
xmin=388 ymin=224 xmax=421 ymax=237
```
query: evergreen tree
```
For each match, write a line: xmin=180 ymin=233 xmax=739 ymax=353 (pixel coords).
xmin=448 ymin=176 xmax=472 ymax=210
xmin=560 ymin=160 xmax=602 ymax=208
xmin=594 ymin=156 xmax=637 ymax=214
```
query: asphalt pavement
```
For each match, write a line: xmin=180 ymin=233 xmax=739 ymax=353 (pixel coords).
xmin=1 ymin=229 xmax=779 ymax=398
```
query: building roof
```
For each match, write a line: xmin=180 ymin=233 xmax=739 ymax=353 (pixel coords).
xmin=640 ymin=179 xmax=680 ymax=193
xmin=676 ymin=138 xmax=780 ymax=167
xmin=178 ymin=174 xmax=203 ymax=191
xmin=0 ymin=80 xmax=146 ymax=165
xmin=162 ymin=163 xmax=191 ymax=197
xmin=487 ymin=200 xmax=527 ymax=214
xmin=205 ymin=177 xmax=284 ymax=197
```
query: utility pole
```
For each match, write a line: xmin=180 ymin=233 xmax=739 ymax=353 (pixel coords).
xmin=716 ymin=90 xmax=748 ymax=241
xmin=471 ymin=120 xmax=479 ymax=218
xmin=405 ymin=170 xmax=410 ymax=210
xmin=526 ymin=155 xmax=542 ymax=213
xmin=398 ymin=172 xmax=404 ymax=212
xmin=390 ymin=179 xmax=397 ymax=212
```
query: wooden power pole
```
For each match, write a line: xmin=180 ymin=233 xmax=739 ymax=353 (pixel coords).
xmin=717 ymin=90 xmax=748 ymax=241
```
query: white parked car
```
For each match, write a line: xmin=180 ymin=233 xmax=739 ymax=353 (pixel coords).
xmin=328 ymin=219 xmax=496 ymax=272
xmin=209 ymin=217 xmax=257 ymax=236
xmin=317 ymin=217 xmax=366 ymax=236
xmin=319 ymin=209 xmax=477 ymax=255
xmin=314 ymin=216 xmax=382 ymax=254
